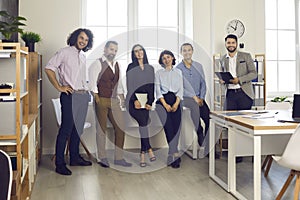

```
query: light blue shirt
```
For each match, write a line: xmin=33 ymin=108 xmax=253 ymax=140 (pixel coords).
xmin=176 ymin=61 xmax=207 ymax=99
xmin=155 ymin=67 xmax=183 ymax=100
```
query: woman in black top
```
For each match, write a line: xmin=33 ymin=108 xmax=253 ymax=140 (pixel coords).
xmin=126 ymin=44 xmax=156 ymax=167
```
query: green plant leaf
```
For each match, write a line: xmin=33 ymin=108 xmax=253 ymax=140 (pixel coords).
xmin=0 ymin=10 xmax=26 ymax=40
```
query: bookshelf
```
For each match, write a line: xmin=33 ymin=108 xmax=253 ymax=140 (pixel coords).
xmin=212 ymin=53 xmax=227 ymax=157
xmin=252 ymin=54 xmax=266 ymax=110
xmin=213 ymin=53 xmax=225 ymax=111
xmin=0 ymin=43 xmax=42 ymax=200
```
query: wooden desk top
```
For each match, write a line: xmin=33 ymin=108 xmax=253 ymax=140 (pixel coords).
xmin=210 ymin=110 xmax=298 ymax=131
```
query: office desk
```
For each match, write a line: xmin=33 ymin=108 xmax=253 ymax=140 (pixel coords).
xmin=209 ymin=111 xmax=298 ymax=200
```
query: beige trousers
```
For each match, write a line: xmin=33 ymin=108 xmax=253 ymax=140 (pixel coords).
xmin=94 ymin=94 xmax=125 ymax=160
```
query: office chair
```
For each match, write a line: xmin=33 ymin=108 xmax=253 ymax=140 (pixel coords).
xmin=0 ymin=150 xmax=13 ymax=200
xmin=272 ymin=124 xmax=300 ymax=200
xmin=51 ymin=98 xmax=92 ymax=160
xmin=262 ymin=101 xmax=292 ymax=177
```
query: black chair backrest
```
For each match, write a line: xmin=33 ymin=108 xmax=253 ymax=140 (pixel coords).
xmin=292 ymin=94 xmax=300 ymax=118
xmin=0 ymin=150 xmax=12 ymax=200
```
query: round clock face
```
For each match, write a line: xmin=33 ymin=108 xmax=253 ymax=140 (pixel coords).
xmin=226 ymin=19 xmax=245 ymax=38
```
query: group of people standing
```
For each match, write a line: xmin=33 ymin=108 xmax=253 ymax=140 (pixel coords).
xmin=88 ymin=41 xmax=209 ymax=170
xmin=45 ymin=28 xmax=257 ymax=175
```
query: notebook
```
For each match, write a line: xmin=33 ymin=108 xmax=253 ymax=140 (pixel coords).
xmin=277 ymin=94 xmax=300 ymax=123
xmin=135 ymin=93 xmax=147 ymax=108
xmin=215 ymin=72 xmax=234 ymax=84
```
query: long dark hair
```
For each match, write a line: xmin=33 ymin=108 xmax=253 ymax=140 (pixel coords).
xmin=131 ymin=44 xmax=149 ymax=66
xmin=67 ymin=28 xmax=94 ymax=52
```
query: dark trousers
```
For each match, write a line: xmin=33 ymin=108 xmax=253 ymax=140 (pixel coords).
xmin=55 ymin=92 xmax=89 ymax=166
xmin=183 ymin=97 xmax=210 ymax=146
xmin=225 ymin=89 xmax=253 ymax=110
xmin=224 ymin=89 xmax=253 ymax=162
xmin=129 ymin=102 xmax=152 ymax=152
xmin=156 ymin=92 xmax=182 ymax=155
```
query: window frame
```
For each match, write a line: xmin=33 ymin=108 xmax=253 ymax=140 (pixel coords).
xmin=265 ymin=0 xmax=300 ymax=98
xmin=81 ymin=0 xmax=192 ymax=62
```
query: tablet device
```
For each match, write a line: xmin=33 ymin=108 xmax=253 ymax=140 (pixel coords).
xmin=215 ymin=72 xmax=234 ymax=84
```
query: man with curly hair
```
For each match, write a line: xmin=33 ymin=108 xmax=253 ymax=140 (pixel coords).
xmin=45 ymin=28 xmax=94 ymax=175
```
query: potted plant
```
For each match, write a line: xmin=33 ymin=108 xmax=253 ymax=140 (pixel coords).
xmin=266 ymin=96 xmax=291 ymax=110
xmin=21 ymin=31 xmax=41 ymax=52
xmin=0 ymin=10 xmax=26 ymax=42
xmin=271 ymin=96 xmax=289 ymax=102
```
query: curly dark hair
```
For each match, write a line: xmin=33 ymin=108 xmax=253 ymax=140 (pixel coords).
xmin=158 ymin=50 xmax=176 ymax=67
xmin=130 ymin=44 xmax=149 ymax=66
xmin=67 ymin=28 xmax=94 ymax=52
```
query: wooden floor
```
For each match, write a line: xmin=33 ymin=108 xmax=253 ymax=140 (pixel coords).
xmin=30 ymin=152 xmax=297 ymax=200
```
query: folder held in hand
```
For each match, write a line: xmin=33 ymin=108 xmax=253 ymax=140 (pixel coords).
xmin=215 ymin=72 xmax=234 ymax=84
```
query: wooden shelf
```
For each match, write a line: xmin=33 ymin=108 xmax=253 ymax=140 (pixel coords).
xmin=21 ymin=159 xmax=29 ymax=184
xmin=0 ymin=48 xmax=28 ymax=55
xmin=0 ymin=43 xmax=42 ymax=200
xmin=0 ymin=140 xmax=17 ymax=145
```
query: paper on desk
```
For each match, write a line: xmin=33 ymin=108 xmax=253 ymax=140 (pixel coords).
xmin=135 ymin=93 xmax=147 ymax=108
xmin=242 ymin=113 xmax=275 ymax=119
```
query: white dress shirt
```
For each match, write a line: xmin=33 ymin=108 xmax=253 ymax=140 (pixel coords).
xmin=226 ymin=53 xmax=241 ymax=89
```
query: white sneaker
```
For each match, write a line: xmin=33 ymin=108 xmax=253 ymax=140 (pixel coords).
xmin=198 ymin=147 xmax=205 ymax=159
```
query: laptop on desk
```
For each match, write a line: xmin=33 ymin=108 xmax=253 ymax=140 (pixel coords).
xmin=277 ymin=94 xmax=300 ymax=123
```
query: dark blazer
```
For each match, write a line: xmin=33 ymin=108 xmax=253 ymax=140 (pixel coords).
xmin=221 ymin=51 xmax=257 ymax=99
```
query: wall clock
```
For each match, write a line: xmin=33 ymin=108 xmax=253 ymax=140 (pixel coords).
xmin=226 ymin=19 xmax=245 ymax=38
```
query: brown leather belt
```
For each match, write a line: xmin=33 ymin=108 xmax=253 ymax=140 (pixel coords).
xmin=73 ymin=90 xmax=88 ymax=94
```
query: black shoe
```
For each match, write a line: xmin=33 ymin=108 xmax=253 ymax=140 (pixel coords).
xmin=56 ymin=165 xmax=72 ymax=175
xmin=174 ymin=156 xmax=181 ymax=164
xmin=70 ymin=156 xmax=92 ymax=166
xmin=114 ymin=159 xmax=132 ymax=167
xmin=98 ymin=158 xmax=110 ymax=168
xmin=236 ymin=157 xmax=243 ymax=163
xmin=171 ymin=158 xmax=181 ymax=168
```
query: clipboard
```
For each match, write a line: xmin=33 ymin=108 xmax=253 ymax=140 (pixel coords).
xmin=215 ymin=72 xmax=234 ymax=84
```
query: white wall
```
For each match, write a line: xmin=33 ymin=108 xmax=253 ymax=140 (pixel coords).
xmin=20 ymin=0 xmax=266 ymax=154
xmin=20 ymin=0 xmax=82 ymax=154
xmin=211 ymin=0 xmax=265 ymax=55
xmin=192 ymin=0 xmax=265 ymax=110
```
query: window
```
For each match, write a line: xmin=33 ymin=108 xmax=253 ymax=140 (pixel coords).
xmin=265 ymin=0 xmax=299 ymax=97
xmin=82 ymin=0 xmax=192 ymax=78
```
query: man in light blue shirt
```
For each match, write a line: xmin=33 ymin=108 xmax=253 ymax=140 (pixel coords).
xmin=176 ymin=43 xmax=210 ymax=158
